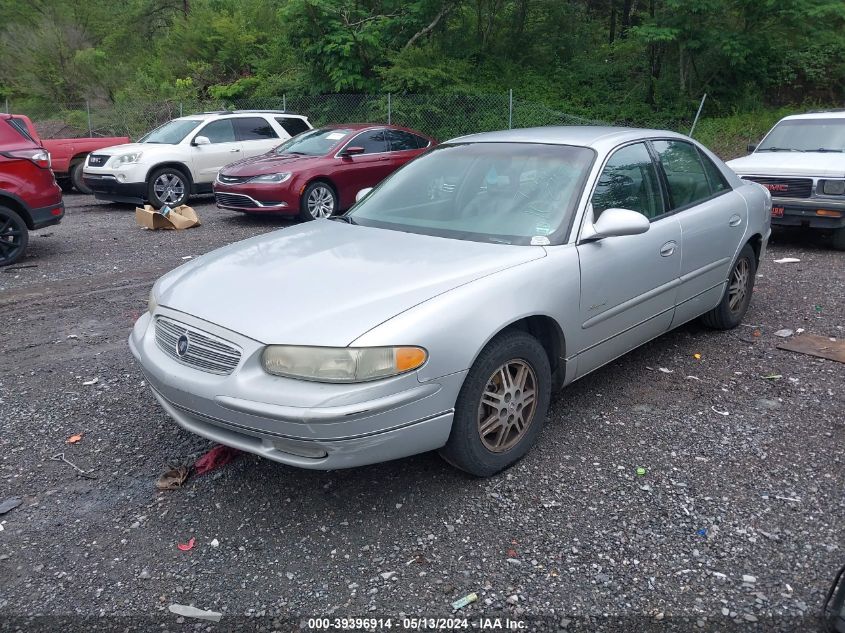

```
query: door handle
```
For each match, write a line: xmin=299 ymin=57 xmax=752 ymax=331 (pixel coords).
xmin=660 ymin=241 xmax=677 ymax=257
xmin=729 ymin=214 xmax=742 ymax=227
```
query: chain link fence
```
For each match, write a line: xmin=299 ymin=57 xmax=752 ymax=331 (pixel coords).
xmin=3 ymin=93 xmax=688 ymax=141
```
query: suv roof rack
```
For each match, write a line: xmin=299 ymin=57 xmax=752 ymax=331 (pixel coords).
xmin=193 ymin=109 xmax=299 ymax=116
xmin=804 ymin=108 xmax=845 ymax=114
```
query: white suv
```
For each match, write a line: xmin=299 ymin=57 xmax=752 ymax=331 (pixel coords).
xmin=727 ymin=111 xmax=845 ymax=250
xmin=82 ymin=111 xmax=312 ymax=207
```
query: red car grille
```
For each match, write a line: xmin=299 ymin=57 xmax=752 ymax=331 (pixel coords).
xmin=743 ymin=176 xmax=812 ymax=198
xmin=215 ymin=192 xmax=257 ymax=208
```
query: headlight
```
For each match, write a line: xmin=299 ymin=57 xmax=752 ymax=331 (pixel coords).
xmin=250 ymin=172 xmax=291 ymax=183
xmin=111 ymin=152 xmax=142 ymax=167
xmin=262 ymin=346 xmax=427 ymax=382
xmin=822 ymin=179 xmax=845 ymax=195
xmin=148 ymin=288 xmax=158 ymax=314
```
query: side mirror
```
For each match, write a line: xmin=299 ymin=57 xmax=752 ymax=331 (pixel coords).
xmin=582 ymin=207 xmax=650 ymax=242
xmin=355 ymin=187 xmax=373 ymax=203
xmin=341 ymin=146 xmax=365 ymax=157
xmin=746 ymin=143 xmax=757 ymax=153
xmin=193 ymin=135 xmax=210 ymax=146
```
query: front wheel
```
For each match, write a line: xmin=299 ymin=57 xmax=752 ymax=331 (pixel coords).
xmin=0 ymin=206 xmax=29 ymax=267
xmin=700 ymin=243 xmax=757 ymax=330
xmin=299 ymin=181 xmax=337 ymax=221
xmin=439 ymin=330 xmax=551 ymax=477
xmin=71 ymin=161 xmax=92 ymax=195
xmin=147 ymin=167 xmax=190 ymax=208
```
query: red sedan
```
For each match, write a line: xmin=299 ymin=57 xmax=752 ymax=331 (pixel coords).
xmin=213 ymin=124 xmax=435 ymax=221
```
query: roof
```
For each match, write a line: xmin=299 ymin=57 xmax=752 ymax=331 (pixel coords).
xmin=447 ymin=125 xmax=689 ymax=148
xmin=176 ymin=110 xmax=309 ymax=121
xmin=781 ymin=110 xmax=845 ymax=121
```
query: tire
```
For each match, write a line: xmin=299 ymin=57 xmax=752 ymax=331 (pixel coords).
xmin=700 ymin=243 xmax=757 ymax=330
xmin=58 ymin=178 xmax=74 ymax=193
xmin=832 ymin=227 xmax=845 ymax=251
xmin=439 ymin=330 xmax=551 ymax=477
xmin=299 ymin=181 xmax=337 ymax=221
xmin=71 ymin=160 xmax=92 ymax=195
xmin=147 ymin=166 xmax=190 ymax=208
xmin=0 ymin=206 xmax=29 ymax=267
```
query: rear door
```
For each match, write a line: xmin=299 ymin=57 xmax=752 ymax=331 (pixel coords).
xmin=385 ymin=129 xmax=428 ymax=170
xmin=651 ymin=140 xmax=747 ymax=326
xmin=233 ymin=116 xmax=280 ymax=159
xmin=190 ymin=119 xmax=242 ymax=183
xmin=575 ymin=141 xmax=682 ymax=378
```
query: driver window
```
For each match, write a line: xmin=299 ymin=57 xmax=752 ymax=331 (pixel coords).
xmin=198 ymin=120 xmax=236 ymax=144
xmin=592 ymin=142 xmax=663 ymax=220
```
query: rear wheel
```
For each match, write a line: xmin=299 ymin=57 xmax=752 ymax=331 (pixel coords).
xmin=299 ymin=181 xmax=337 ymax=221
xmin=148 ymin=167 xmax=190 ymax=208
xmin=832 ymin=227 xmax=845 ymax=251
xmin=439 ymin=330 xmax=551 ymax=477
xmin=71 ymin=160 xmax=92 ymax=194
xmin=700 ymin=243 xmax=757 ymax=330
xmin=0 ymin=206 xmax=29 ymax=267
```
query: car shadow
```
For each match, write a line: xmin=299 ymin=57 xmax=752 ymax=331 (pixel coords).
xmin=770 ymin=225 xmax=837 ymax=251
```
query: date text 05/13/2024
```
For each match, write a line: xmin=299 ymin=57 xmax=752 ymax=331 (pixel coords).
xmin=306 ymin=617 xmax=527 ymax=630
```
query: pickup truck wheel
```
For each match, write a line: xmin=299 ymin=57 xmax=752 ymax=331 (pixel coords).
xmin=832 ymin=227 xmax=845 ymax=251
xmin=148 ymin=167 xmax=190 ymax=208
xmin=58 ymin=178 xmax=74 ymax=193
xmin=0 ymin=206 xmax=29 ymax=267
xmin=71 ymin=161 xmax=92 ymax=195
xmin=439 ymin=330 xmax=551 ymax=477
xmin=700 ymin=243 xmax=757 ymax=330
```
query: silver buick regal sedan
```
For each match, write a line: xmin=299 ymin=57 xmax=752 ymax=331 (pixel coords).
xmin=130 ymin=126 xmax=772 ymax=477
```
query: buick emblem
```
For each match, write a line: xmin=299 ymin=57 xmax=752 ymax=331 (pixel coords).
xmin=176 ymin=334 xmax=189 ymax=357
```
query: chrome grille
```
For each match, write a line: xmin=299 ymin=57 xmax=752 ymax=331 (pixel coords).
xmin=154 ymin=317 xmax=241 ymax=375
xmin=215 ymin=192 xmax=257 ymax=208
xmin=88 ymin=154 xmax=109 ymax=167
xmin=217 ymin=174 xmax=252 ymax=184
xmin=742 ymin=176 xmax=813 ymax=199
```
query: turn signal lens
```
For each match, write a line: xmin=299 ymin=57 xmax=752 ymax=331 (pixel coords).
xmin=262 ymin=346 xmax=427 ymax=382
xmin=816 ymin=209 xmax=842 ymax=218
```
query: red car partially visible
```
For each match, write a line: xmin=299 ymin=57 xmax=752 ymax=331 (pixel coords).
xmin=0 ymin=114 xmax=64 ymax=266
xmin=213 ymin=124 xmax=435 ymax=221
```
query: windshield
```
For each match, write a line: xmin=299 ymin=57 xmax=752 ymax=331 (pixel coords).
xmin=757 ymin=119 xmax=845 ymax=152
xmin=274 ymin=128 xmax=352 ymax=156
xmin=348 ymin=142 xmax=595 ymax=245
xmin=139 ymin=119 xmax=202 ymax=144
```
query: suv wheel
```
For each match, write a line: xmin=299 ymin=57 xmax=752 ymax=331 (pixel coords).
xmin=700 ymin=243 xmax=757 ymax=330
xmin=439 ymin=330 xmax=551 ymax=477
xmin=0 ymin=206 xmax=29 ymax=267
xmin=299 ymin=181 xmax=337 ymax=221
xmin=148 ymin=167 xmax=190 ymax=208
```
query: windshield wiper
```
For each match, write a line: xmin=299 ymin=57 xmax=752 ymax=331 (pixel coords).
xmin=811 ymin=148 xmax=844 ymax=153
xmin=330 ymin=215 xmax=356 ymax=225
xmin=757 ymin=147 xmax=802 ymax=152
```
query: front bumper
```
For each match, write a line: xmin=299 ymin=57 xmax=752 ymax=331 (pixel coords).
xmin=770 ymin=197 xmax=845 ymax=229
xmin=30 ymin=201 xmax=65 ymax=229
xmin=129 ymin=309 xmax=462 ymax=469
xmin=83 ymin=173 xmax=147 ymax=204
xmin=213 ymin=181 xmax=299 ymax=214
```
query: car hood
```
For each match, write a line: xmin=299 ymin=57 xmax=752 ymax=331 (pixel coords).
xmin=220 ymin=152 xmax=325 ymax=177
xmin=157 ymin=220 xmax=545 ymax=346
xmin=90 ymin=142 xmax=170 ymax=157
xmin=727 ymin=152 xmax=845 ymax=177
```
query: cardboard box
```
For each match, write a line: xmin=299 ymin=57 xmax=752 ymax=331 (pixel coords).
xmin=135 ymin=205 xmax=201 ymax=230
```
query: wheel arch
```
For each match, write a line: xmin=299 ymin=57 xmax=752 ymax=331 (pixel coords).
xmin=301 ymin=176 xmax=339 ymax=201
xmin=746 ymin=233 xmax=763 ymax=266
xmin=0 ymin=192 xmax=34 ymax=229
xmin=145 ymin=162 xmax=194 ymax=187
xmin=478 ymin=315 xmax=567 ymax=388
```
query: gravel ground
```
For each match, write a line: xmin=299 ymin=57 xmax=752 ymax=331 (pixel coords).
xmin=1 ymin=193 xmax=843 ymax=632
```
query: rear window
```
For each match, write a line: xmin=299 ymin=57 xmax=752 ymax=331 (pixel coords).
xmin=275 ymin=117 xmax=310 ymax=137
xmin=6 ymin=117 xmax=36 ymax=142
xmin=233 ymin=117 xmax=279 ymax=141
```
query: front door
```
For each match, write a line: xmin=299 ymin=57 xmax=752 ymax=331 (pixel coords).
xmin=575 ymin=141 xmax=682 ymax=378
xmin=331 ymin=129 xmax=393 ymax=208
xmin=190 ymin=119 xmax=243 ymax=184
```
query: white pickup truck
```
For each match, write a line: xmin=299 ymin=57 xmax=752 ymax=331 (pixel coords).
xmin=727 ymin=111 xmax=845 ymax=250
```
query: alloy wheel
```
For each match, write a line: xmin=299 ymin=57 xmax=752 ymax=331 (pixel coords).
xmin=728 ymin=258 xmax=750 ymax=313
xmin=477 ymin=360 xmax=538 ymax=453
xmin=307 ymin=185 xmax=335 ymax=219
xmin=153 ymin=173 xmax=185 ymax=205
xmin=0 ymin=212 xmax=25 ymax=264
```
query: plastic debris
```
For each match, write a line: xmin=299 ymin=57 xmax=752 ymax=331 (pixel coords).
xmin=693 ymin=353 xmax=702 ymax=360
xmin=761 ymin=374 xmax=782 ymax=380
xmin=773 ymin=257 xmax=800 ymax=264
xmin=194 ymin=445 xmax=241 ymax=475
xmin=168 ymin=604 xmax=222 ymax=622
xmin=752 ymin=330 xmax=762 ymax=337
xmin=177 ymin=537 xmax=196 ymax=551
xmin=0 ymin=498 xmax=22 ymax=515
xmin=82 ymin=377 xmax=98 ymax=386
xmin=181 ymin=256 xmax=193 ymax=260
xmin=50 ymin=452 xmax=96 ymax=479
xmin=711 ymin=406 xmax=730 ymax=416
xmin=696 ymin=528 xmax=707 ymax=537
xmin=155 ymin=465 xmax=190 ymax=490
xmin=210 ymin=538 xmax=220 ymax=548
xmin=658 ymin=367 xmax=673 ymax=374
xmin=773 ymin=329 xmax=794 ymax=338
xmin=636 ymin=467 xmax=646 ymax=476
xmin=685 ymin=375 xmax=700 ymax=381
xmin=66 ymin=434 xmax=83 ymax=444
xmin=451 ymin=593 xmax=478 ymax=610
